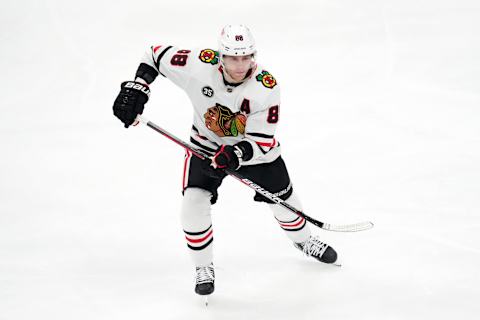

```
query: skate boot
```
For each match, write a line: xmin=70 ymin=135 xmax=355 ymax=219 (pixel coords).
xmin=294 ymin=235 xmax=338 ymax=264
xmin=195 ymin=263 xmax=215 ymax=295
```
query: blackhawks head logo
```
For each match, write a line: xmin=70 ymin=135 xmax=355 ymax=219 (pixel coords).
xmin=256 ymin=70 xmax=277 ymax=89
xmin=199 ymin=49 xmax=219 ymax=65
xmin=204 ymin=104 xmax=247 ymax=137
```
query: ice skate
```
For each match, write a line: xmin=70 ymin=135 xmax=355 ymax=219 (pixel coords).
xmin=294 ymin=235 xmax=339 ymax=265
xmin=195 ymin=263 xmax=215 ymax=296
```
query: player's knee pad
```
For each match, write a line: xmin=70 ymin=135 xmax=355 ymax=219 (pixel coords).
xmin=181 ymin=188 xmax=213 ymax=230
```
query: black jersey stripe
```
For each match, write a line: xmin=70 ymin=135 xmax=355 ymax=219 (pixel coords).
xmin=191 ymin=126 xmax=209 ymax=140
xmin=246 ymin=132 xmax=274 ymax=139
xmin=187 ymin=237 xmax=213 ymax=251
xmin=183 ymin=224 xmax=212 ymax=236
xmin=190 ymin=137 xmax=217 ymax=153
xmin=257 ymin=144 xmax=272 ymax=155
xmin=154 ymin=45 xmax=173 ymax=76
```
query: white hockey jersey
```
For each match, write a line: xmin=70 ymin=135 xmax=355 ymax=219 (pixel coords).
xmin=137 ymin=45 xmax=282 ymax=166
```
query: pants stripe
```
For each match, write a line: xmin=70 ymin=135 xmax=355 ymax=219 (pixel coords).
xmin=182 ymin=150 xmax=192 ymax=190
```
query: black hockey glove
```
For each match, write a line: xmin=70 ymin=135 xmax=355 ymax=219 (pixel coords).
xmin=113 ymin=81 xmax=150 ymax=128
xmin=211 ymin=141 xmax=254 ymax=170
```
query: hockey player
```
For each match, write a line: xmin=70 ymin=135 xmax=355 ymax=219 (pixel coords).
xmin=113 ymin=25 xmax=338 ymax=296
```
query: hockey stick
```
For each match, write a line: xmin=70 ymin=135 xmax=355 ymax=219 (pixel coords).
xmin=136 ymin=115 xmax=373 ymax=232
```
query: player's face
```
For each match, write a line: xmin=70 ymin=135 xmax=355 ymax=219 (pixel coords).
xmin=222 ymin=55 xmax=254 ymax=82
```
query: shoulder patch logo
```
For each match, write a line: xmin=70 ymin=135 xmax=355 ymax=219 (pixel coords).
xmin=256 ymin=70 xmax=277 ymax=89
xmin=199 ymin=49 xmax=219 ymax=65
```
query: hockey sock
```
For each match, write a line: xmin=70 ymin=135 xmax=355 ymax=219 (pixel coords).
xmin=181 ymin=188 xmax=214 ymax=267
xmin=268 ymin=191 xmax=311 ymax=243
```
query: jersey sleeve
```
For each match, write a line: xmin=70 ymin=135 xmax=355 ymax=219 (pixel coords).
xmin=243 ymin=86 xmax=281 ymax=159
xmin=136 ymin=45 xmax=195 ymax=90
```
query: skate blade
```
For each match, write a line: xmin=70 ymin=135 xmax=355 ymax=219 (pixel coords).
xmin=197 ymin=294 xmax=211 ymax=307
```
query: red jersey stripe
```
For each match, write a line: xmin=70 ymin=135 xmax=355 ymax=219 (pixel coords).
xmin=255 ymin=138 xmax=276 ymax=147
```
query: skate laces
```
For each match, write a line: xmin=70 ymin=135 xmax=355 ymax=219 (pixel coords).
xmin=195 ymin=264 xmax=215 ymax=284
xmin=302 ymin=236 xmax=328 ymax=258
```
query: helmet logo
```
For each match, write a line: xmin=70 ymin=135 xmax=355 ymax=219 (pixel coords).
xmin=199 ymin=49 xmax=219 ymax=65
xmin=256 ymin=70 xmax=277 ymax=89
xmin=235 ymin=35 xmax=244 ymax=41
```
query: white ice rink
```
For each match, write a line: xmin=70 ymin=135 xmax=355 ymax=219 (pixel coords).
xmin=1 ymin=0 xmax=479 ymax=319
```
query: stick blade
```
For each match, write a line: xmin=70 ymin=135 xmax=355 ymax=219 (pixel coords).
xmin=322 ymin=221 xmax=374 ymax=232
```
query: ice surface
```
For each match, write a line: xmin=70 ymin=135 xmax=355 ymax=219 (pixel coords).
xmin=1 ymin=0 xmax=479 ymax=319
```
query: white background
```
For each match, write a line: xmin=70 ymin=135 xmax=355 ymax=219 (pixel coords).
xmin=1 ymin=0 xmax=479 ymax=319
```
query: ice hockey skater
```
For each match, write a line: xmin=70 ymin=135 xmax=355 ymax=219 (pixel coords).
xmin=113 ymin=25 xmax=338 ymax=297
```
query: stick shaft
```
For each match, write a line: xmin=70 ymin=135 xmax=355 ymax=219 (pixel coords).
xmin=137 ymin=115 xmax=373 ymax=232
